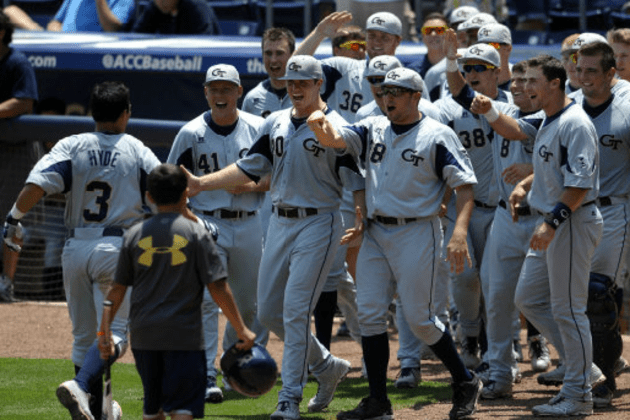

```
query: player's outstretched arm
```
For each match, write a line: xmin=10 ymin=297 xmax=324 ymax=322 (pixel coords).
xmin=307 ymin=110 xmax=347 ymax=148
xmin=294 ymin=11 xmax=353 ymax=56
xmin=208 ymin=279 xmax=256 ymax=351
xmin=508 ymin=173 xmax=533 ymax=222
xmin=225 ymin=174 xmax=271 ymax=195
xmin=471 ymin=95 xmax=529 ymax=141
xmin=447 ymin=184 xmax=474 ymax=274
xmin=98 ymin=283 xmax=128 ymax=359
xmin=3 ymin=184 xmax=46 ymax=252
xmin=181 ymin=163 xmax=252 ymax=197
xmin=444 ymin=29 xmax=466 ymax=98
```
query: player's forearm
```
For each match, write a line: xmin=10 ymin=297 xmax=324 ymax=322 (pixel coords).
xmin=295 ymin=29 xmax=326 ymax=56
xmin=452 ymin=184 xmax=474 ymax=239
xmin=487 ymin=111 xmax=528 ymax=141
xmin=308 ymin=114 xmax=347 ymax=148
xmin=559 ymin=187 xmax=590 ymax=211
xmin=199 ymin=163 xmax=252 ymax=191
xmin=0 ymin=98 xmax=34 ymax=119
xmin=101 ymin=283 xmax=128 ymax=329
xmin=208 ymin=279 xmax=248 ymax=335
xmin=13 ymin=184 xmax=45 ymax=216
xmin=95 ymin=0 xmax=123 ymax=32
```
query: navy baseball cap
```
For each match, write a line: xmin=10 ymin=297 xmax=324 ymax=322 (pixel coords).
xmin=279 ymin=55 xmax=323 ymax=80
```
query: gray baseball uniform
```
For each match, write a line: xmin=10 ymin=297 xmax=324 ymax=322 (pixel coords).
xmin=235 ymin=106 xmax=362 ymax=402
xmin=167 ymin=109 xmax=268 ymax=378
xmin=514 ymin=102 xmax=602 ymax=401
xmin=25 ymin=131 xmax=160 ymax=366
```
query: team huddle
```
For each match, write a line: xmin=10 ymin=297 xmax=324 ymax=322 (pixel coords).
xmin=3 ymin=5 xmax=630 ymax=420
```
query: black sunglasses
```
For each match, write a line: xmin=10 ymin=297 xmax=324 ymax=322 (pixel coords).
xmin=463 ymin=64 xmax=496 ymax=73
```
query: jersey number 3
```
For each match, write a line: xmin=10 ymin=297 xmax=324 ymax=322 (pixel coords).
xmin=83 ymin=181 xmax=112 ymax=222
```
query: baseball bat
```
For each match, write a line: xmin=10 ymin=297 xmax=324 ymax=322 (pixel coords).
xmin=102 ymin=359 xmax=114 ymax=420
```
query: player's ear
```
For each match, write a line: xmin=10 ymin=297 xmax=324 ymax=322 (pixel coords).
xmin=238 ymin=85 xmax=244 ymax=99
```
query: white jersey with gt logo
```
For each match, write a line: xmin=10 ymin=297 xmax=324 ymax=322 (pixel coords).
xmin=26 ymin=132 xmax=160 ymax=229
xmin=167 ymin=110 xmax=265 ymax=212
xmin=339 ymin=114 xmax=477 ymax=218
xmin=237 ymin=107 xmax=362 ymax=208
xmin=518 ymin=102 xmax=600 ymax=212
xmin=242 ymin=79 xmax=292 ymax=119
xmin=321 ymin=57 xmax=372 ymax=124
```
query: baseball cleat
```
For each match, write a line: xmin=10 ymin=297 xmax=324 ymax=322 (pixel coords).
xmin=537 ymin=363 xmax=565 ymax=386
xmin=449 ymin=373 xmax=482 ymax=420
xmin=480 ymin=379 xmax=513 ymax=399
xmin=0 ymin=275 xmax=15 ymax=302
xmin=460 ymin=337 xmax=482 ymax=370
xmin=205 ymin=376 xmax=223 ymax=403
xmin=474 ymin=362 xmax=490 ymax=385
xmin=336 ymin=396 xmax=393 ymax=420
xmin=394 ymin=367 xmax=421 ymax=389
xmin=614 ymin=356 xmax=629 ymax=377
xmin=592 ymin=383 xmax=614 ymax=408
xmin=308 ymin=357 xmax=350 ymax=412
xmin=531 ymin=396 xmax=593 ymax=416
xmin=528 ymin=334 xmax=551 ymax=372
xmin=513 ymin=339 xmax=524 ymax=363
xmin=56 ymin=380 xmax=94 ymax=420
xmin=104 ymin=400 xmax=123 ymax=420
xmin=270 ymin=400 xmax=300 ymax=420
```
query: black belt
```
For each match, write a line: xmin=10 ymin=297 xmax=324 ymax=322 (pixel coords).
xmin=498 ymin=200 xmax=532 ymax=216
xmin=273 ymin=206 xmax=318 ymax=218
xmin=202 ymin=209 xmax=256 ymax=219
xmin=374 ymin=215 xmax=418 ymax=225
xmin=597 ymin=196 xmax=612 ymax=207
xmin=69 ymin=227 xmax=124 ymax=237
xmin=474 ymin=200 xmax=496 ymax=209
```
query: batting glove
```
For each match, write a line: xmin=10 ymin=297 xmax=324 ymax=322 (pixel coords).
xmin=3 ymin=215 xmax=24 ymax=252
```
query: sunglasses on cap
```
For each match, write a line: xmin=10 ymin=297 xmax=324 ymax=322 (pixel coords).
xmin=339 ymin=40 xmax=366 ymax=51
xmin=570 ymin=53 xmax=578 ymax=64
xmin=421 ymin=26 xmax=447 ymax=35
xmin=376 ymin=86 xmax=415 ymax=98
xmin=463 ymin=64 xmax=496 ymax=73
xmin=367 ymin=76 xmax=385 ymax=85
xmin=487 ymin=42 xmax=502 ymax=50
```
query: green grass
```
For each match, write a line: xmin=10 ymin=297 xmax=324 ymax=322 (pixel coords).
xmin=0 ymin=358 xmax=451 ymax=419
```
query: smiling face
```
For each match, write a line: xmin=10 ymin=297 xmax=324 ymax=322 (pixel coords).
xmin=204 ymin=80 xmax=242 ymax=124
xmin=611 ymin=41 xmax=630 ymax=81
xmin=463 ymin=59 xmax=499 ymax=97
xmin=366 ymin=29 xmax=401 ymax=58
xmin=287 ymin=79 xmax=323 ymax=118
xmin=421 ymin=18 xmax=448 ymax=52
xmin=510 ymin=69 xmax=535 ymax=112
xmin=524 ymin=66 xmax=558 ymax=111
xmin=263 ymin=38 xmax=292 ymax=88
xmin=576 ymin=53 xmax=615 ymax=102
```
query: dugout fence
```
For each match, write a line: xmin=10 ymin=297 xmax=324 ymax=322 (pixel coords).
xmin=0 ymin=115 xmax=186 ymax=301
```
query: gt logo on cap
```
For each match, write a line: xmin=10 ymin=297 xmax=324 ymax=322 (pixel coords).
xmin=470 ymin=46 xmax=484 ymax=55
xmin=371 ymin=17 xmax=385 ymax=25
xmin=387 ymin=71 xmax=401 ymax=79
xmin=212 ymin=68 xmax=226 ymax=76
xmin=478 ymin=28 xmax=491 ymax=37
xmin=373 ymin=61 xmax=387 ymax=70
xmin=288 ymin=62 xmax=302 ymax=71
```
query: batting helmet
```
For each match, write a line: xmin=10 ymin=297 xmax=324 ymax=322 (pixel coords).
xmin=220 ymin=344 xmax=278 ymax=398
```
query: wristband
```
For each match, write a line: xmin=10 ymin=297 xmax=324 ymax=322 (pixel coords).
xmin=446 ymin=59 xmax=459 ymax=72
xmin=483 ymin=105 xmax=500 ymax=123
xmin=544 ymin=202 xmax=572 ymax=230
xmin=9 ymin=204 xmax=25 ymax=220
xmin=103 ymin=300 xmax=113 ymax=307
xmin=97 ymin=331 xmax=106 ymax=336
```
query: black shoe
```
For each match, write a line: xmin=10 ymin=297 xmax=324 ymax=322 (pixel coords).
xmin=337 ymin=396 xmax=393 ymax=420
xmin=336 ymin=321 xmax=350 ymax=337
xmin=449 ymin=373 xmax=482 ymax=420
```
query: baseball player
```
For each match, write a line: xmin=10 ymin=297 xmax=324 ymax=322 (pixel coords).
xmin=473 ymin=55 xmax=602 ymax=416
xmin=438 ymin=35 xmax=511 ymax=370
xmin=308 ymin=67 xmax=481 ymax=420
xmin=608 ymin=28 xmax=630 ymax=82
xmin=167 ymin=64 xmax=268 ymax=403
xmin=476 ymin=23 xmax=513 ymax=90
xmin=2 ymin=81 xmax=161 ymax=420
xmin=354 ymin=54 xmax=447 ymax=388
xmin=569 ymin=33 xmax=630 ymax=101
xmin=97 ymin=163 xmax=256 ymax=420
xmin=571 ymin=41 xmax=630 ymax=407
xmin=182 ymin=56 xmax=359 ymax=420
xmin=242 ymin=27 xmax=295 ymax=119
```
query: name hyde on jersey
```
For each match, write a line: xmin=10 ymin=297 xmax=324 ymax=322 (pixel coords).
xmin=87 ymin=150 xmax=120 ymax=167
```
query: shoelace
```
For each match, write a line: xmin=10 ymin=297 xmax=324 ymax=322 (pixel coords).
xmin=278 ymin=401 xmax=291 ymax=412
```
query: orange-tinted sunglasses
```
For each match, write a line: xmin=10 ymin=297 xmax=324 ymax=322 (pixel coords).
xmin=488 ymin=42 xmax=501 ymax=50
xmin=339 ymin=40 xmax=366 ymax=51
xmin=570 ymin=53 xmax=577 ymax=64
xmin=421 ymin=26 xmax=447 ymax=36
